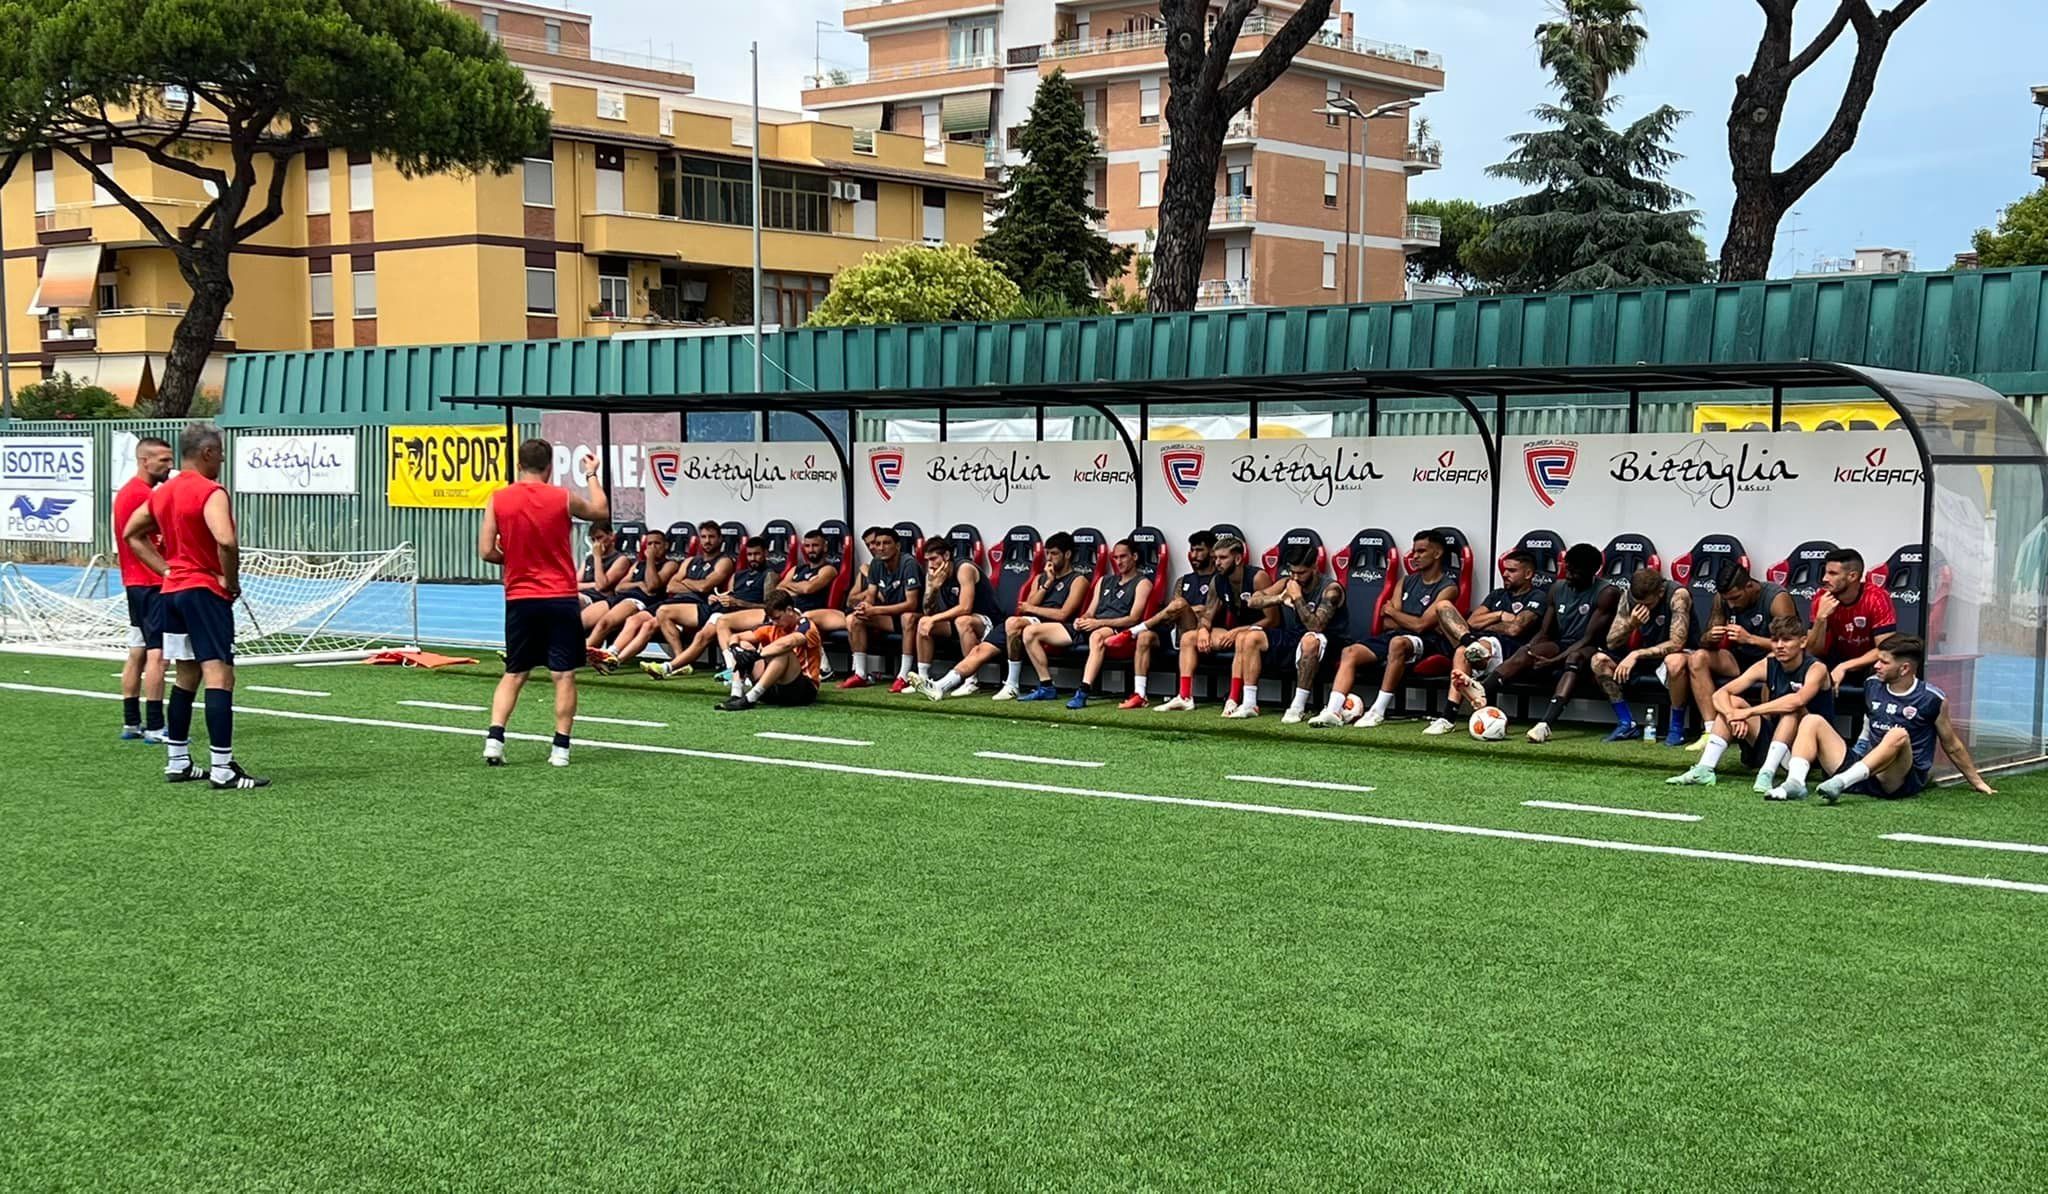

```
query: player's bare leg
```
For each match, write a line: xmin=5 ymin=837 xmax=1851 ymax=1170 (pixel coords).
xmin=991 ymin=615 xmax=1034 ymax=699
xmin=1223 ymin=627 xmax=1267 ymax=718
xmin=1310 ymin=643 xmax=1374 ymax=727
xmin=1283 ymin=632 xmax=1325 ymax=724
xmin=887 ymin=613 xmax=922 ymax=692
xmin=1817 ymin=725 xmax=1914 ymax=803
xmin=840 ymin=611 xmax=877 ymax=689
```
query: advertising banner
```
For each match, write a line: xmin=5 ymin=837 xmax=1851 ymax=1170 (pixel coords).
xmin=642 ymin=443 xmax=846 ymax=537
xmin=539 ymin=411 xmax=689 ymax=523
xmin=1140 ymin=436 xmax=1494 ymax=570
xmin=386 ymin=426 xmax=508 ymax=509
xmin=856 ymin=442 xmax=1140 ymax=548
xmin=1123 ymin=413 xmax=1337 ymax=441
xmin=1693 ymin=402 xmax=1905 ymax=433
xmin=1500 ymin=430 xmax=1924 ymax=584
xmin=1 ymin=435 xmax=93 ymax=543
xmin=234 ymin=433 xmax=357 ymax=496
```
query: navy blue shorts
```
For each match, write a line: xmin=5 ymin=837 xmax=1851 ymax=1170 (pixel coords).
xmin=758 ymin=677 xmax=819 ymax=707
xmin=505 ymin=597 xmax=584 ymax=674
xmin=163 ymin=588 xmax=235 ymax=664
xmin=1844 ymin=742 xmax=1930 ymax=798
xmin=1360 ymin=631 xmax=1450 ymax=665
xmin=125 ymin=584 xmax=164 ymax=651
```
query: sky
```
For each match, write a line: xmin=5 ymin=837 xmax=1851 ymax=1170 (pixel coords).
xmin=586 ymin=0 xmax=2047 ymax=274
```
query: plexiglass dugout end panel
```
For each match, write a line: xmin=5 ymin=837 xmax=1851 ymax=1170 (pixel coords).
xmin=1931 ymin=459 xmax=2048 ymax=775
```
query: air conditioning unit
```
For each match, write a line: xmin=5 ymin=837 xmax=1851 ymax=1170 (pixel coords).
xmin=830 ymin=180 xmax=861 ymax=202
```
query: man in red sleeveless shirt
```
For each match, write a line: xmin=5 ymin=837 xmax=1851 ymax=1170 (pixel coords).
xmin=479 ymin=438 xmax=608 ymax=767
xmin=120 ymin=424 xmax=267 ymax=789
xmin=112 ymin=435 xmax=174 ymax=742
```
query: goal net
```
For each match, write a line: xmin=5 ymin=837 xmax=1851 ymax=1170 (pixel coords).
xmin=0 ymin=544 xmax=419 ymax=664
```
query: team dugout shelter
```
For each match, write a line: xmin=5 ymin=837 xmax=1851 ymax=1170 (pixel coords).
xmin=453 ymin=361 xmax=2048 ymax=779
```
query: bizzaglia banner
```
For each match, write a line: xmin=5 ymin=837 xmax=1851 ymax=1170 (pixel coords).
xmin=857 ymin=442 xmax=1139 ymax=547
xmin=1501 ymin=430 xmax=1924 ymax=583
xmin=386 ymin=426 xmax=507 ymax=509
xmin=642 ymin=443 xmax=845 ymax=537
xmin=1 ymin=435 xmax=93 ymax=543
xmin=1141 ymin=436 xmax=1493 ymax=570
xmin=234 ymin=433 xmax=357 ymax=495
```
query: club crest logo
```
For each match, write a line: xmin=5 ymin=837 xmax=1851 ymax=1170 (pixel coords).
xmin=869 ymin=448 xmax=904 ymax=501
xmin=1523 ymin=440 xmax=1579 ymax=507
xmin=1161 ymin=446 xmax=1205 ymax=505
xmin=647 ymin=450 xmax=681 ymax=497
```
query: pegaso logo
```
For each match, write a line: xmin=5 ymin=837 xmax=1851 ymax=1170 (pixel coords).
xmin=1073 ymin=450 xmax=1136 ymax=485
xmin=5 ymin=494 xmax=78 ymax=535
xmin=1834 ymin=445 xmax=1923 ymax=486
xmin=1609 ymin=437 xmax=1797 ymax=510
xmin=1523 ymin=439 xmax=1578 ymax=508
xmin=928 ymin=447 xmax=1052 ymax=504
xmin=1412 ymin=447 xmax=1490 ymax=485
xmin=1230 ymin=443 xmax=1382 ymax=508
xmin=1161 ymin=446 xmax=1204 ymax=505
xmin=868 ymin=448 xmax=905 ymax=501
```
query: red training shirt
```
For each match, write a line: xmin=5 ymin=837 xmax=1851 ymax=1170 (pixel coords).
xmin=491 ymin=479 xmax=577 ymax=600
xmin=1812 ymin=581 xmax=1897 ymax=662
xmin=113 ymin=475 xmax=164 ymax=587
xmin=148 ymin=470 xmax=231 ymax=599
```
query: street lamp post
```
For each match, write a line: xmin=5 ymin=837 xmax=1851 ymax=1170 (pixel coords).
xmin=1313 ymin=97 xmax=1419 ymax=304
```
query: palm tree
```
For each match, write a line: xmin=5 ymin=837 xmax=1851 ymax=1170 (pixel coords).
xmin=1535 ymin=0 xmax=1648 ymax=108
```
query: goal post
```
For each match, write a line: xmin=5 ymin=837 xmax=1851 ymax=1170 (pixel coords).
xmin=0 ymin=544 xmax=420 ymax=665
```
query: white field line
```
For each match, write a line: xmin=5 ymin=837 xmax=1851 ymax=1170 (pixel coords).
xmin=399 ymin=700 xmax=488 ymax=713
xmin=755 ymin=731 xmax=872 ymax=747
xmin=1882 ymin=832 xmax=2048 ymax=856
xmin=976 ymin=751 xmax=1103 ymax=768
xmin=1524 ymin=800 xmax=1702 ymax=823
xmin=5 ymin=680 xmax=2046 ymax=898
xmin=294 ymin=660 xmax=365 ymax=668
xmin=1228 ymin=774 xmax=1376 ymax=794
xmin=247 ymin=685 xmax=330 ymax=698
xmin=577 ymin=715 xmax=667 ymax=729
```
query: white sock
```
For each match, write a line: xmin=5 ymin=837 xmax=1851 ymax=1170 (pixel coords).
xmin=1005 ymin=661 xmax=1023 ymax=688
xmin=744 ymin=679 xmax=768 ymax=704
xmin=1323 ymin=690 xmax=1348 ymax=716
xmin=722 ymin=647 xmax=738 ymax=669
xmin=209 ymin=746 xmax=234 ymax=780
xmin=1369 ymin=690 xmax=1394 ymax=717
xmin=1699 ymin=734 xmax=1730 ymax=770
xmin=730 ymin=671 xmax=747 ymax=697
xmin=1785 ymin=757 xmax=1812 ymax=788
xmin=897 ymin=655 xmax=914 ymax=680
xmin=1243 ymin=681 xmax=1259 ymax=707
xmin=1826 ymin=761 xmax=1871 ymax=791
xmin=916 ymin=662 xmax=931 ymax=680
xmin=1134 ymin=675 xmax=1149 ymax=699
xmin=934 ymin=671 xmax=964 ymax=695
xmin=1761 ymin=741 xmax=1790 ymax=779
xmin=851 ymin=652 xmax=869 ymax=676
xmin=166 ymin=740 xmax=191 ymax=771
xmin=1289 ymin=688 xmax=1311 ymax=715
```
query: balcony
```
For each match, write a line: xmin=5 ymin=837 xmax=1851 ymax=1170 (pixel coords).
xmin=43 ymin=309 xmax=234 ymax=352
xmin=803 ymin=53 xmax=1000 ymax=105
xmin=1044 ymin=15 xmax=1441 ymax=72
xmin=845 ymin=0 xmax=1005 ymax=31
xmin=493 ymin=31 xmax=693 ymax=82
xmin=2034 ymin=132 xmax=2047 ymax=179
xmin=1211 ymin=195 xmax=1256 ymax=228
xmin=1402 ymin=213 xmax=1442 ymax=248
xmin=1195 ymin=278 xmax=1254 ymax=309
xmin=35 ymin=197 xmax=210 ymax=246
xmin=1404 ymin=136 xmax=1443 ymax=172
xmin=1224 ymin=111 xmax=1257 ymax=143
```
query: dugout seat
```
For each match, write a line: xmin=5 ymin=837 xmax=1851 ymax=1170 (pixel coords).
xmin=945 ymin=523 xmax=986 ymax=572
xmin=1431 ymin=526 xmax=1475 ymax=612
xmin=891 ymin=520 xmax=924 ymax=560
xmin=1504 ymin=529 xmax=1566 ymax=584
xmin=1870 ymin=543 xmax=1950 ymax=646
xmin=1067 ymin=526 xmax=1109 ymax=609
xmin=1600 ymin=534 xmax=1660 ymax=582
xmin=1210 ymin=523 xmax=1249 ymax=555
xmin=1334 ymin=529 xmax=1399 ymax=639
xmin=1671 ymin=534 xmax=1747 ymax=588
xmin=1768 ymin=539 xmax=1837 ymax=608
xmin=614 ymin=521 xmax=646 ymax=558
xmin=1263 ymin=527 xmax=1327 ymax=577
xmin=810 ymin=519 xmax=857 ymax=610
xmin=717 ymin=520 xmax=747 ymax=558
xmin=1127 ymin=526 xmax=1172 ymax=618
xmin=988 ymin=525 xmax=1044 ymax=615
xmin=760 ymin=519 xmax=798 ymax=573
xmin=665 ymin=520 xmax=697 ymax=556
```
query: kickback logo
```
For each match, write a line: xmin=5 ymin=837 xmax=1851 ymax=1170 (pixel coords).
xmin=927 ymin=447 xmax=1053 ymax=504
xmin=1412 ymin=447 xmax=1490 ymax=485
xmin=1230 ymin=443 xmax=1382 ymax=508
xmin=1072 ymin=449 xmax=1136 ymax=485
xmin=1161 ymin=446 xmax=1205 ymax=505
xmin=869 ymin=448 xmax=905 ymax=501
xmin=1523 ymin=440 xmax=1579 ymax=508
xmin=1833 ymin=444 xmax=1923 ymax=486
xmin=1608 ymin=437 xmax=1797 ymax=509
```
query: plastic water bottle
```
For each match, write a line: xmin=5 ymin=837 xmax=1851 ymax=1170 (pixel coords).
xmin=1642 ymin=717 xmax=1656 ymax=743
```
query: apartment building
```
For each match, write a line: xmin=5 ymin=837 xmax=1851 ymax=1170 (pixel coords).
xmin=0 ymin=0 xmax=991 ymax=400
xmin=2033 ymin=84 xmax=2046 ymax=180
xmin=802 ymin=0 xmax=1446 ymax=309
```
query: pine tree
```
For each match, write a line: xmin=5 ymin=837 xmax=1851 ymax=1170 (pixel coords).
xmin=978 ymin=70 xmax=1131 ymax=308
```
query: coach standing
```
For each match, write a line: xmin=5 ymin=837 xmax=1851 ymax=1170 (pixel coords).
xmin=479 ymin=438 xmax=608 ymax=768
xmin=113 ymin=436 xmax=173 ymax=742
xmin=120 ymin=424 xmax=266 ymax=789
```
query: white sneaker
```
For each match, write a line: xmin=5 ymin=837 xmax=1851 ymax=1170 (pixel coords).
xmin=1223 ymin=702 xmax=1260 ymax=719
xmin=1526 ymin=721 xmax=1552 ymax=744
xmin=483 ymin=737 xmax=506 ymax=766
xmin=1423 ymin=717 xmax=1455 ymax=736
xmin=1358 ymin=707 xmax=1386 ymax=728
xmin=1306 ymin=708 xmax=1344 ymax=728
xmin=1281 ymin=706 xmax=1306 ymax=725
xmin=1222 ymin=699 xmax=1239 ymax=718
xmin=991 ymin=684 xmax=1019 ymax=701
xmin=548 ymin=746 xmax=570 ymax=767
xmin=1155 ymin=695 xmax=1195 ymax=712
xmin=918 ymin=677 xmax=945 ymax=702
xmin=1768 ymin=777 xmax=1808 ymax=802
xmin=951 ymin=680 xmax=981 ymax=699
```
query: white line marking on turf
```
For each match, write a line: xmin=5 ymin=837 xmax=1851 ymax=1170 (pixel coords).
xmin=977 ymin=751 xmax=1103 ymax=768
xmin=294 ymin=660 xmax=364 ymax=668
xmin=577 ymin=715 xmax=667 ymax=729
xmin=248 ymin=685 xmax=330 ymax=698
xmin=1883 ymin=832 xmax=2048 ymax=856
xmin=399 ymin=700 xmax=488 ymax=713
xmin=1228 ymin=774 xmax=1376 ymax=794
xmin=755 ymin=731 xmax=872 ymax=747
xmin=7 ymin=680 xmax=2045 ymax=898
xmin=1524 ymin=800 xmax=1701 ymax=823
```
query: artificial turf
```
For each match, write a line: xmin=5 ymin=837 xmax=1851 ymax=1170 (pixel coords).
xmin=4 ymin=649 xmax=2048 ymax=1189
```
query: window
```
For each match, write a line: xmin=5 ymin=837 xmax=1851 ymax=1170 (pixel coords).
xmin=1139 ymin=78 xmax=1160 ymax=125
xmin=922 ymin=186 xmax=946 ymax=244
xmin=33 ymin=168 xmax=53 ymax=215
xmin=525 ymin=267 xmax=556 ymax=315
xmin=1226 ymin=245 xmax=1248 ymax=281
xmin=97 ymin=277 xmax=119 ymax=311
xmin=306 ymin=165 xmax=329 ymax=214
xmin=1324 ymin=166 xmax=1338 ymax=208
xmin=94 ymin=178 xmax=113 ymax=207
xmin=676 ymin=157 xmax=829 ymax=232
xmin=162 ymin=85 xmax=191 ymax=110
xmin=1226 ymin=165 xmax=1248 ymax=197
xmin=523 ymin=157 xmax=554 ymax=206
xmin=545 ymin=20 xmax=561 ymax=53
xmin=480 ymin=9 xmax=498 ymax=40
xmin=767 ymin=272 xmax=830 ymax=327
xmin=1325 ymin=80 xmax=1341 ymax=126
xmin=1139 ymin=166 xmax=1158 ymax=208
xmin=348 ymin=161 xmax=373 ymax=210
xmin=351 ymin=268 xmax=376 ymax=316
xmin=597 ymin=91 xmax=625 ymax=121
xmin=596 ymin=165 xmax=622 ymax=212
xmin=1321 ymin=251 xmax=1337 ymax=289
xmin=310 ymin=273 xmax=334 ymax=318
xmin=947 ymin=17 xmax=996 ymax=67
xmin=597 ymin=273 xmax=629 ymax=319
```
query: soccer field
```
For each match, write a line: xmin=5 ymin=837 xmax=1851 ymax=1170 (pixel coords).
xmin=5 ymin=651 xmax=2048 ymax=1189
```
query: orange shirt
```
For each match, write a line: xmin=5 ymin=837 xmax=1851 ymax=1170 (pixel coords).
xmin=752 ymin=619 xmax=822 ymax=683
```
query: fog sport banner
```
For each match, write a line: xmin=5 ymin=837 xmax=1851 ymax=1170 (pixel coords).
xmin=385 ymin=426 xmax=508 ymax=509
xmin=1140 ymin=436 xmax=1494 ymax=569
xmin=233 ymin=433 xmax=357 ymax=496
xmin=1500 ymin=430 xmax=1925 ymax=583
xmin=641 ymin=443 xmax=845 ymax=538
xmin=1 ymin=434 xmax=93 ymax=543
xmin=856 ymin=442 xmax=1139 ymax=547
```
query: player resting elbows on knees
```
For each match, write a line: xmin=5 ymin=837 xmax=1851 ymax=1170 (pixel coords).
xmin=1767 ymin=635 xmax=1994 ymax=803
xmin=1245 ymin=553 xmax=1345 ymax=725
xmin=1487 ymin=542 xmax=1621 ymax=744
xmin=1429 ymin=550 xmax=1544 ymax=734
xmin=965 ymin=532 xmax=1086 ymax=701
xmin=1308 ymin=530 xmax=1457 ymax=729
xmin=1667 ymin=616 xmax=1833 ymax=792
xmin=1131 ymin=530 xmax=1216 ymax=710
xmin=1590 ymin=569 xmax=1694 ymax=745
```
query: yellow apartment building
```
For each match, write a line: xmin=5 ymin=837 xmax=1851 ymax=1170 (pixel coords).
xmin=0 ymin=0 xmax=992 ymax=400
xmin=802 ymin=0 xmax=1446 ymax=310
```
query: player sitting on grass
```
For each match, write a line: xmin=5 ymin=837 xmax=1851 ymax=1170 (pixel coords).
xmin=838 ymin=526 xmax=924 ymax=692
xmin=576 ymin=523 xmax=628 ymax=633
xmin=714 ymin=592 xmax=822 ymax=712
xmin=1239 ymin=552 xmax=1345 ymax=725
xmin=964 ymin=532 xmax=1085 ymax=701
xmin=1679 ymin=563 xmax=1800 ymax=752
xmin=1160 ymin=535 xmax=1271 ymax=714
xmin=1806 ymin=548 xmax=1897 ymax=692
xmin=1667 ymin=616 xmax=1832 ymax=791
xmin=1057 ymin=540 xmax=1153 ymax=709
xmin=648 ymin=531 xmax=824 ymax=680
xmin=649 ymin=521 xmax=734 ymax=666
xmin=1427 ymin=550 xmax=1544 ymax=734
xmin=913 ymin=538 xmax=1001 ymax=690
xmin=1766 ymin=636 xmax=1994 ymax=802
xmin=586 ymin=528 xmax=677 ymax=672
xmin=1488 ymin=542 xmax=1620 ymax=744
xmin=1308 ymin=530 xmax=1457 ymax=729
xmin=1130 ymin=530 xmax=1216 ymax=710
xmin=1590 ymin=568 xmax=1695 ymax=745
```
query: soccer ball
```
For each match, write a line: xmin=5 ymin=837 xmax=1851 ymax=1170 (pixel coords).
xmin=1469 ymin=706 xmax=1509 ymax=741
xmin=1340 ymin=692 xmax=1365 ymax=724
